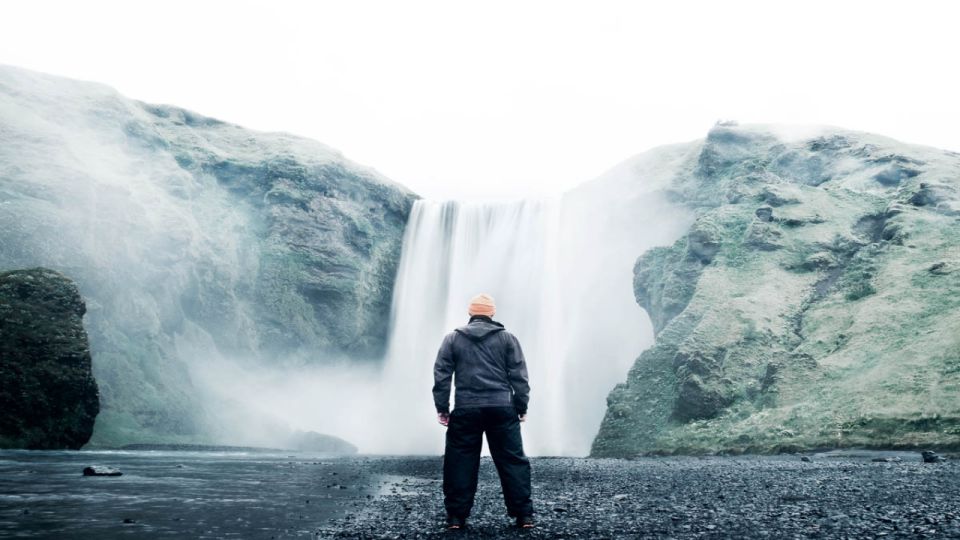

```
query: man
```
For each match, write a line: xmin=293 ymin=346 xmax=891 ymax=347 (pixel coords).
xmin=432 ymin=293 xmax=534 ymax=530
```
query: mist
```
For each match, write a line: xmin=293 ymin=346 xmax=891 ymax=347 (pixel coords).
xmin=186 ymin=165 xmax=694 ymax=457
xmin=1 ymin=65 xmax=697 ymax=456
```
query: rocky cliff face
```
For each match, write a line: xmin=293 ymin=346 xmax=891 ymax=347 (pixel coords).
xmin=0 ymin=268 xmax=100 ymax=449
xmin=0 ymin=66 xmax=416 ymax=446
xmin=593 ymin=123 xmax=960 ymax=456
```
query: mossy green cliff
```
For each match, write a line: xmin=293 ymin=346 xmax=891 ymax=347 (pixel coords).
xmin=592 ymin=124 xmax=960 ymax=456
xmin=0 ymin=66 xmax=415 ymax=447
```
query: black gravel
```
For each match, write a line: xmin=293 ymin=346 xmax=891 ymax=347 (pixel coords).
xmin=321 ymin=453 xmax=960 ymax=539
xmin=3 ymin=450 xmax=958 ymax=539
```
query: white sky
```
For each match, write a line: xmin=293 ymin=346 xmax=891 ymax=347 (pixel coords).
xmin=2 ymin=0 xmax=959 ymax=200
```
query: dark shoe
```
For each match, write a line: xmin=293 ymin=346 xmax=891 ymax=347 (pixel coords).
xmin=446 ymin=515 xmax=466 ymax=530
xmin=516 ymin=515 xmax=535 ymax=529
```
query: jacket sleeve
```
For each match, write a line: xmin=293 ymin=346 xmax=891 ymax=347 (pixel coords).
xmin=432 ymin=333 xmax=456 ymax=414
xmin=505 ymin=333 xmax=530 ymax=415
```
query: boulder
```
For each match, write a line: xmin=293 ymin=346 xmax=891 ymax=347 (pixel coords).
xmin=0 ymin=268 xmax=99 ymax=449
xmin=686 ymin=220 xmax=723 ymax=263
xmin=83 ymin=466 xmax=123 ymax=476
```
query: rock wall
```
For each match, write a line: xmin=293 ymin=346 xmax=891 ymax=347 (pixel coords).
xmin=0 ymin=66 xmax=416 ymax=446
xmin=0 ymin=268 xmax=100 ymax=449
xmin=593 ymin=123 xmax=960 ymax=456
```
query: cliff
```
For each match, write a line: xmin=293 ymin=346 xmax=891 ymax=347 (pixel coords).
xmin=593 ymin=123 xmax=960 ymax=456
xmin=0 ymin=66 xmax=416 ymax=446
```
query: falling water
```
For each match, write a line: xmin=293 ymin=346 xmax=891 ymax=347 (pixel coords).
xmin=371 ymin=164 xmax=696 ymax=456
xmin=147 ymin=146 xmax=697 ymax=457
xmin=376 ymin=200 xmax=564 ymax=455
xmin=0 ymin=65 xmax=699 ymax=456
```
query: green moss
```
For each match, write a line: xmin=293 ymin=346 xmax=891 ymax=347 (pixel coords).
xmin=844 ymin=281 xmax=876 ymax=301
xmin=593 ymin=125 xmax=960 ymax=456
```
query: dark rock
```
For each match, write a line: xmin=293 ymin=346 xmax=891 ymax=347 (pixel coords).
xmin=929 ymin=262 xmax=952 ymax=275
xmin=909 ymin=183 xmax=939 ymax=206
xmin=687 ymin=221 xmax=723 ymax=263
xmin=922 ymin=451 xmax=945 ymax=463
xmin=83 ymin=466 xmax=122 ymax=476
xmin=674 ymin=369 xmax=734 ymax=421
xmin=755 ymin=206 xmax=774 ymax=222
xmin=801 ymin=456 xmax=812 ymax=462
xmin=673 ymin=349 xmax=733 ymax=421
xmin=0 ymin=268 xmax=99 ymax=450
xmin=634 ymin=245 xmax=704 ymax=334
xmin=122 ymin=518 xmax=135 ymax=524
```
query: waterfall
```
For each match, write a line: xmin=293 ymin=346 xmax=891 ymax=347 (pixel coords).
xmin=370 ymin=184 xmax=691 ymax=456
xmin=375 ymin=200 xmax=565 ymax=455
xmin=184 ymin=149 xmax=696 ymax=457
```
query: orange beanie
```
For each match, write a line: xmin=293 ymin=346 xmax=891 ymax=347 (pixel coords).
xmin=467 ymin=293 xmax=496 ymax=317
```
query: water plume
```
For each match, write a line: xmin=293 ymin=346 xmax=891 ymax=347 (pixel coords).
xmin=370 ymin=161 xmax=694 ymax=455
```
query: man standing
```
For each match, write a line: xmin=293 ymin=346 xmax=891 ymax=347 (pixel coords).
xmin=432 ymin=293 xmax=534 ymax=530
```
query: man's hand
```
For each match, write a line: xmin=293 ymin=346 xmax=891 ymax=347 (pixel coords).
xmin=519 ymin=414 xmax=527 ymax=423
xmin=437 ymin=412 xmax=450 ymax=426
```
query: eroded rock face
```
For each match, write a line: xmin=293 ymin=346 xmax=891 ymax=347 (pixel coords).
xmin=0 ymin=66 xmax=416 ymax=446
xmin=593 ymin=124 xmax=960 ymax=456
xmin=0 ymin=268 xmax=100 ymax=449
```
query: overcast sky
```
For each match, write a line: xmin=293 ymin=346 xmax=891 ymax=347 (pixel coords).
xmin=2 ymin=1 xmax=958 ymax=199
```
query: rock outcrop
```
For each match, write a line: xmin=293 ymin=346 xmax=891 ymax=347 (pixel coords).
xmin=0 ymin=66 xmax=416 ymax=446
xmin=0 ymin=268 xmax=100 ymax=449
xmin=593 ymin=123 xmax=960 ymax=456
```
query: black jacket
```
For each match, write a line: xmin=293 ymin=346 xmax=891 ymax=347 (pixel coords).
xmin=432 ymin=315 xmax=530 ymax=415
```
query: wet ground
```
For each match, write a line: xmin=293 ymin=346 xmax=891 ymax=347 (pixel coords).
xmin=0 ymin=449 xmax=369 ymax=539
xmin=1 ymin=450 xmax=958 ymax=539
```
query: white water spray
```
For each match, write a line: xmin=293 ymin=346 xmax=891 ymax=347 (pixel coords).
xmin=174 ymin=145 xmax=698 ymax=457
xmin=370 ymin=166 xmax=694 ymax=455
xmin=375 ymin=200 xmax=564 ymax=455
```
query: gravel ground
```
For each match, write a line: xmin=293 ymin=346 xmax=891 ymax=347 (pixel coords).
xmin=321 ymin=453 xmax=960 ymax=539
xmin=3 ymin=450 xmax=958 ymax=539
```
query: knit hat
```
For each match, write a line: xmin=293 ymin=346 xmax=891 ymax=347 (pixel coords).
xmin=467 ymin=293 xmax=496 ymax=317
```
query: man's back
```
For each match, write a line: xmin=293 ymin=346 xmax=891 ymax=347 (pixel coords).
xmin=432 ymin=294 xmax=535 ymax=530
xmin=432 ymin=317 xmax=530 ymax=415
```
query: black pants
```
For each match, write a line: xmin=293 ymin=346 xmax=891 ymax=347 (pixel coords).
xmin=443 ymin=406 xmax=533 ymax=519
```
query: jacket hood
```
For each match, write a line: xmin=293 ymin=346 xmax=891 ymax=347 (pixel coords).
xmin=455 ymin=318 xmax=505 ymax=342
